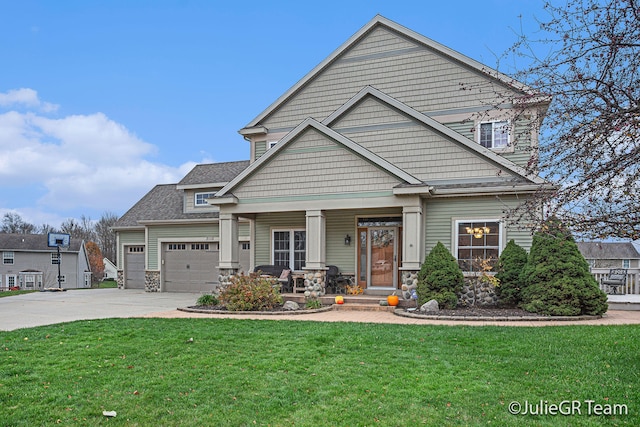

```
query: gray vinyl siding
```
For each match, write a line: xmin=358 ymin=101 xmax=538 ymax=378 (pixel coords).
xmin=261 ymin=26 xmax=521 ymax=132
xmin=332 ymin=98 xmax=508 ymax=182
xmin=255 ymin=141 xmax=267 ymax=159
xmin=117 ymin=230 xmax=145 ymax=267
xmin=184 ymin=189 xmax=221 ymax=213
xmin=424 ymin=196 xmax=534 ymax=256
xmin=501 ymin=118 xmax=534 ymax=167
xmin=254 ymin=212 xmax=307 ymax=267
xmin=146 ymin=223 xmax=248 ymax=270
xmin=234 ymin=128 xmax=401 ymax=200
xmin=444 ymin=121 xmax=474 ymax=140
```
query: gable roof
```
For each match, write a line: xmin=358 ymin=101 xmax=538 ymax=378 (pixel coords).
xmin=0 ymin=233 xmax=83 ymax=252
xmin=113 ymin=184 xmax=218 ymax=228
xmin=577 ymin=242 xmax=640 ymax=260
xmin=176 ymin=160 xmax=249 ymax=189
xmin=324 ymin=86 xmax=547 ymax=186
xmin=241 ymin=14 xmax=542 ymax=133
xmin=217 ymin=117 xmax=423 ymax=198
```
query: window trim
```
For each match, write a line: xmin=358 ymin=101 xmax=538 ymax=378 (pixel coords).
xmin=622 ymin=259 xmax=631 ymax=269
xmin=195 ymin=192 xmax=216 ymax=207
xmin=454 ymin=219 xmax=503 ymax=273
xmin=3 ymin=251 xmax=14 ymax=265
xmin=271 ymin=229 xmax=306 ymax=271
xmin=478 ymin=120 xmax=510 ymax=150
xmin=267 ymin=140 xmax=279 ymax=149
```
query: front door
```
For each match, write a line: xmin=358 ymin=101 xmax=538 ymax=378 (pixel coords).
xmin=357 ymin=226 xmax=400 ymax=290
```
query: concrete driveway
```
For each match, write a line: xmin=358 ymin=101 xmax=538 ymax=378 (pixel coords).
xmin=0 ymin=288 xmax=200 ymax=331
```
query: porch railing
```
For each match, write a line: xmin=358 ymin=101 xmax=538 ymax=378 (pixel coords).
xmin=590 ymin=268 xmax=640 ymax=295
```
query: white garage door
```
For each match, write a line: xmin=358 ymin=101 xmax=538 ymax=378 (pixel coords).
xmin=125 ymin=246 xmax=145 ymax=289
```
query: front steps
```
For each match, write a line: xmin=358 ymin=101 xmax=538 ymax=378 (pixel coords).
xmin=281 ymin=293 xmax=416 ymax=311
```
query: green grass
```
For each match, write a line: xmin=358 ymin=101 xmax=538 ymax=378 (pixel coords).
xmin=0 ymin=290 xmax=36 ymax=298
xmin=1 ymin=319 xmax=638 ymax=426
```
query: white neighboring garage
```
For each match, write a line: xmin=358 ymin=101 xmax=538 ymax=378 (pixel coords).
xmin=162 ymin=241 xmax=250 ymax=293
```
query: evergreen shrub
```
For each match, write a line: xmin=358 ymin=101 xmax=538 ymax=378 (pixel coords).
xmin=416 ymin=242 xmax=464 ymax=309
xmin=495 ymin=240 xmax=528 ymax=307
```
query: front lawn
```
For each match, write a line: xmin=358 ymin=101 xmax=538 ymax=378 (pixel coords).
xmin=1 ymin=319 xmax=638 ymax=426
xmin=0 ymin=290 xmax=36 ymax=298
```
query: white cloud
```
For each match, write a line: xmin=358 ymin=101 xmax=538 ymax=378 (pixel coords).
xmin=0 ymin=88 xmax=191 ymax=226
xmin=0 ymin=88 xmax=58 ymax=112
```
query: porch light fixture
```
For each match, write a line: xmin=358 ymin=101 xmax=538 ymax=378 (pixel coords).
xmin=466 ymin=226 xmax=490 ymax=239
xmin=344 ymin=234 xmax=351 ymax=246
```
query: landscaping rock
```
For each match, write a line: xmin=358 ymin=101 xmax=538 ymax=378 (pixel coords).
xmin=283 ymin=301 xmax=300 ymax=311
xmin=420 ymin=299 xmax=439 ymax=313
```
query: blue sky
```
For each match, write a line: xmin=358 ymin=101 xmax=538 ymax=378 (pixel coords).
xmin=0 ymin=0 xmax=547 ymax=228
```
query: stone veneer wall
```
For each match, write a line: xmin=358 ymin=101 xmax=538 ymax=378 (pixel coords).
xmin=117 ymin=270 xmax=124 ymax=289
xmin=145 ymin=270 xmax=160 ymax=292
xmin=459 ymin=277 xmax=498 ymax=306
xmin=401 ymin=271 xmax=419 ymax=299
xmin=304 ymin=269 xmax=326 ymax=298
xmin=218 ymin=268 xmax=237 ymax=286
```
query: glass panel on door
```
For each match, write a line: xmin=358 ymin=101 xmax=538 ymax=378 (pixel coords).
xmin=370 ymin=228 xmax=395 ymax=287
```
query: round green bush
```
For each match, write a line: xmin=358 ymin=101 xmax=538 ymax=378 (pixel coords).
xmin=417 ymin=242 xmax=464 ymax=309
xmin=495 ymin=240 xmax=528 ymax=307
xmin=520 ymin=218 xmax=608 ymax=316
xmin=196 ymin=293 xmax=219 ymax=306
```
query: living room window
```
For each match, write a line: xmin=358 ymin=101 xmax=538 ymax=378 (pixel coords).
xmin=479 ymin=121 xmax=509 ymax=149
xmin=3 ymin=251 xmax=14 ymax=265
xmin=455 ymin=220 xmax=501 ymax=272
xmin=195 ymin=192 xmax=216 ymax=206
xmin=272 ymin=230 xmax=306 ymax=270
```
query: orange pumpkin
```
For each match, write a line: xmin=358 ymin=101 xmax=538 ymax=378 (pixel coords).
xmin=335 ymin=295 xmax=344 ymax=304
xmin=387 ymin=294 xmax=399 ymax=306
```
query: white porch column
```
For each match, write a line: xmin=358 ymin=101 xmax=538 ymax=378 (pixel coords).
xmin=305 ymin=210 xmax=326 ymax=270
xmin=219 ymin=212 xmax=239 ymax=270
xmin=402 ymin=203 xmax=423 ymax=270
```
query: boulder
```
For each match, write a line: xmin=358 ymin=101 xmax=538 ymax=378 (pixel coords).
xmin=283 ymin=301 xmax=300 ymax=311
xmin=420 ymin=299 xmax=439 ymax=313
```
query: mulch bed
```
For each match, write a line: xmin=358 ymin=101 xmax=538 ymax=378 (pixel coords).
xmin=432 ymin=306 xmax=540 ymax=317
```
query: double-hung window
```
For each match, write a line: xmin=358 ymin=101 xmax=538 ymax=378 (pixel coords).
xmin=272 ymin=230 xmax=306 ymax=271
xmin=3 ymin=252 xmax=14 ymax=265
xmin=479 ymin=121 xmax=509 ymax=149
xmin=195 ymin=192 xmax=216 ymax=207
xmin=456 ymin=220 xmax=501 ymax=272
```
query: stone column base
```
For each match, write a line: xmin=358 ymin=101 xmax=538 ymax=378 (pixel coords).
xmin=303 ymin=269 xmax=327 ymax=298
xmin=145 ymin=270 xmax=160 ymax=292
xmin=401 ymin=270 xmax=419 ymax=299
xmin=218 ymin=268 xmax=238 ymax=287
xmin=117 ymin=270 xmax=124 ymax=289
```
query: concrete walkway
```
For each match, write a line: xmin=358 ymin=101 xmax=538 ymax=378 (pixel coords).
xmin=2 ymin=288 xmax=640 ymax=331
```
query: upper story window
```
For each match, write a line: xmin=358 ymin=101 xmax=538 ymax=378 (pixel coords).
xmin=3 ymin=252 xmax=14 ymax=265
xmin=622 ymin=259 xmax=630 ymax=269
xmin=195 ymin=192 xmax=216 ymax=206
xmin=479 ymin=121 xmax=509 ymax=149
xmin=51 ymin=252 xmax=61 ymax=265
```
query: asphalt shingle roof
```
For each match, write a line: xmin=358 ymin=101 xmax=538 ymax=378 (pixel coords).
xmin=0 ymin=233 xmax=82 ymax=252
xmin=577 ymin=242 xmax=640 ymax=260
xmin=178 ymin=161 xmax=249 ymax=186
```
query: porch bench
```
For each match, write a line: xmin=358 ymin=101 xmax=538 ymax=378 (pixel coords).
xmin=602 ymin=268 xmax=627 ymax=294
xmin=253 ymin=265 xmax=293 ymax=292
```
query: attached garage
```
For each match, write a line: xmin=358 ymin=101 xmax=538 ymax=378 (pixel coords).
xmin=162 ymin=242 xmax=251 ymax=293
xmin=125 ymin=246 xmax=145 ymax=289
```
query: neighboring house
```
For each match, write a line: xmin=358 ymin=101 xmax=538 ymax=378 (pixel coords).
xmin=103 ymin=257 xmax=117 ymax=280
xmin=115 ymin=15 xmax=550 ymax=294
xmin=577 ymin=242 xmax=640 ymax=270
xmin=0 ymin=234 xmax=92 ymax=290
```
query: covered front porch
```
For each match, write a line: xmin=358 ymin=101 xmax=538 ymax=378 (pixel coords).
xmin=216 ymin=197 xmax=425 ymax=296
